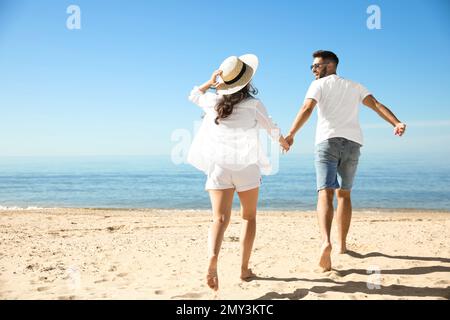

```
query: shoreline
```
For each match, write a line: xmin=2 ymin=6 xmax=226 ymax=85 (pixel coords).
xmin=1 ymin=206 xmax=450 ymax=214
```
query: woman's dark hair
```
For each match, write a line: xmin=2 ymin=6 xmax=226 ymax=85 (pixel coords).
xmin=214 ymin=83 xmax=258 ymax=125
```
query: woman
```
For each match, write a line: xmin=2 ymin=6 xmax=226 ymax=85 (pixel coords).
xmin=187 ymin=54 xmax=289 ymax=291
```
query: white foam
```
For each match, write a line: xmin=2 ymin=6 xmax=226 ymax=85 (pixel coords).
xmin=0 ymin=206 xmax=47 ymax=211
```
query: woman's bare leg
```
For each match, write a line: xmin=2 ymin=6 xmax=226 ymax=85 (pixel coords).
xmin=207 ymin=188 xmax=235 ymax=291
xmin=237 ymin=187 xmax=259 ymax=280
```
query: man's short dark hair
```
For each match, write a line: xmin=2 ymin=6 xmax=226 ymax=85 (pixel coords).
xmin=313 ymin=50 xmax=339 ymax=66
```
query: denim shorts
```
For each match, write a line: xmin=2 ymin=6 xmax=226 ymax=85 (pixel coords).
xmin=314 ymin=137 xmax=361 ymax=191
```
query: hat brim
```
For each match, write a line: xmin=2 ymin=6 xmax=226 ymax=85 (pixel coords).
xmin=216 ymin=54 xmax=259 ymax=95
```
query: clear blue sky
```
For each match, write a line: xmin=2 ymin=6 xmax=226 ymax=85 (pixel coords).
xmin=0 ymin=0 xmax=449 ymax=156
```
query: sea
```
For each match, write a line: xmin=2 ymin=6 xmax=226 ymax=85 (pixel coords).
xmin=0 ymin=154 xmax=449 ymax=211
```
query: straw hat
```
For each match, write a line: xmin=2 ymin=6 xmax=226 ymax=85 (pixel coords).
xmin=216 ymin=54 xmax=259 ymax=95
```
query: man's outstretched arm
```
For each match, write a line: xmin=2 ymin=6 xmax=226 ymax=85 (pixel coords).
xmin=285 ymin=98 xmax=317 ymax=146
xmin=362 ymin=95 xmax=406 ymax=136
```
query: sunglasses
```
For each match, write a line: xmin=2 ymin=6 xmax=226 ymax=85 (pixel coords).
xmin=310 ymin=62 xmax=330 ymax=70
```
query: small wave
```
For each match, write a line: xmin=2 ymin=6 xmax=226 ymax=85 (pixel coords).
xmin=0 ymin=206 xmax=47 ymax=211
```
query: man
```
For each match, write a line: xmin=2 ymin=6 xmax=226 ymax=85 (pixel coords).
xmin=286 ymin=50 xmax=406 ymax=271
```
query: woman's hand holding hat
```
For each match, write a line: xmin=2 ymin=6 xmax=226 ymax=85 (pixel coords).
xmin=198 ymin=70 xmax=223 ymax=93
xmin=209 ymin=70 xmax=223 ymax=88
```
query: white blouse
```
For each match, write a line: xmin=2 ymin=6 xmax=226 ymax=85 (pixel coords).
xmin=187 ymin=86 xmax=281 ymax=175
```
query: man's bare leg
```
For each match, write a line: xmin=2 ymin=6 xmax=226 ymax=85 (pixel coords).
xmin=336 ymin=189 xmax=352 ymax=254
xmin=317 ymin=188 xmax=334 ymax=271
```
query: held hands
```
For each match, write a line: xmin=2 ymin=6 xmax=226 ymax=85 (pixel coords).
xmin=394 ymin=122 xmax=406 ymax=136
xmin=285 ymin=133 xmax=294 ymax=147
xmin=279 ymin=135 xmax=291 ymax=153
xmin=279 ymin=133 xmax=295 ymax=154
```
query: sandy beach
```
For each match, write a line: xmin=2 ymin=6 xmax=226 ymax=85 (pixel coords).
xmin=0 ymin=208 xmax=449 ymax=300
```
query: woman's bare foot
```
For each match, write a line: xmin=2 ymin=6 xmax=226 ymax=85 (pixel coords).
xmin=319 ymin=242 xmax=332 ymax=272
xmin=206 ymin=269 xmax=219 ymax=291
xmin=240 ymin=268 xmax=256 ymax=281
xmin=206 ymin=257 xmax=219 ymax=291
xmin=338 ymin=243 xmax=347 ymax=254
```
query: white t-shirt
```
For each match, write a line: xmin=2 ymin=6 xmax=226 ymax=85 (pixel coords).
xmin=187 ymin=87 xmax=281 ymax=175
xmin=304 ymin=74 xmax=371 ymax=145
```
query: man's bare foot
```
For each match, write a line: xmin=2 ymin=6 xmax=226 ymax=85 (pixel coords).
xmin=240 ymin=268 xmax=256 ymax=281
xmin=319 ymin=242 xmax=332 ymax=272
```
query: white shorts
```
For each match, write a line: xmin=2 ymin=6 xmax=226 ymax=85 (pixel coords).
xmin=205 ymin=164 xmax=261 ymax=192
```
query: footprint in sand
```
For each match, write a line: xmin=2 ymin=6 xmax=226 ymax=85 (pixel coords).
xmin=38 ymin=276 xmax=53 ymax=283
xmin=94 ymin=278 xmax=108 ymax=284
xmin=154 ymin=289 xmax=164 ymax=295
xmin=57 ymin=295 xmax=76 ymax=300
xmin=238 ymin=282 xmax=260 ymax=289
xmin=41 ymin=266 xmax=56 ymax=272
xmin=111 ymin=272 xmax=128 ymax=282
xmin=37 ymin=286 xmax=50 ymax=292
xmin=26 ymin=263 xmax=40 ymax=271
xmin=313 ymin=267 xmax=332 ymax=274
xmin=328 ymin=271 xmax=341 ymax=280
xmin=171 ymin=292 xmax=206 ymax=299
xmin=106 ymin=225 xmax=125 ymax=232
